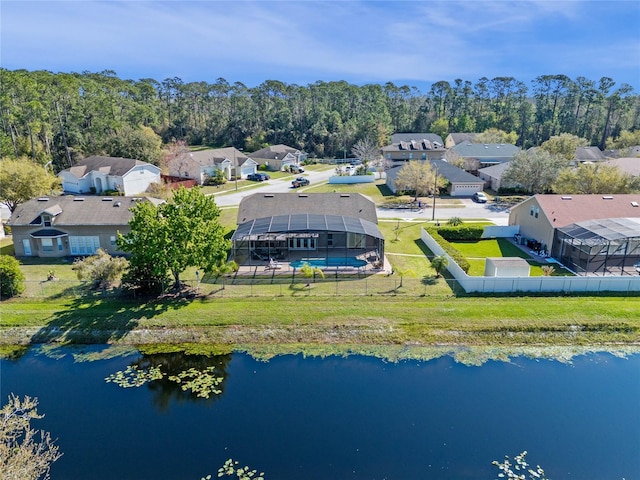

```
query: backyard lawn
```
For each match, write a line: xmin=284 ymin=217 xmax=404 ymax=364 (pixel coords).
xmin=449 ymin=237 xmax=574 ymax=276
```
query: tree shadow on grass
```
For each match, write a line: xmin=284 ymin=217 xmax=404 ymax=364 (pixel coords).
xmin=30 ymin=289 xmax=192 ymax=345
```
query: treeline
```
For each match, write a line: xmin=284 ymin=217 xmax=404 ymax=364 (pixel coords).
xmin=1 ymin=68 xmax=638 ymax=171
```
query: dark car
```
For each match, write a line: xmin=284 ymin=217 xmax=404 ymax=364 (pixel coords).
xmin=247 ymin=173 xmax=270 ymax=182
xmin=472 ymin=192 xmax=488 ymax=203
xmin=291 ymin=177 xmax=310 ymax=188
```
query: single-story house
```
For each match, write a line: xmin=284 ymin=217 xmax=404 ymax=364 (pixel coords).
xmin=8 ymin=195 xmax=160 ymax=258
xmin=250 ymin=145 xmax=306 ymax=171
xmin=445 ymin=133 xmax=477 ymax=149
xmin=386 ymin=159 xmax=484 ymax=197
xmin=509 ymin=194 xmax=640 ymax=275
xmin=232 ymin=193 xmax=384 ymax=266
xmin=446 ymin=143 xmax=520 ymax=172
xmin=478 ymin=162 xmax=513 ymax=191
xmin=166 ymin=147 xmax=258 ymax=185
xmin=58 ymin=156 xmax=161 ymax=196
xmin=606 ymin=157 xmax=640 ymax=177
xmin=484 ymin=257 xmax=530 ymax=277
xmin=382 ymin=133 xmax=446 ymax=163
xmin=574 ymin=146 xmax=606 ymax=164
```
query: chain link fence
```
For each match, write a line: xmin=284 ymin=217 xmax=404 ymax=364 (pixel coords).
xmin=6 ymin=275 xmax=458 ymax=300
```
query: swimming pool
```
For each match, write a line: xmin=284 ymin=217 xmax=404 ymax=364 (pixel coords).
xmin=290 ymin=257 xmax=367 ymax=269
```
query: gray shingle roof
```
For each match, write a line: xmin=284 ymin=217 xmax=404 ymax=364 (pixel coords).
xmin=575 ymin=146 xmax=605 ymax=162
xmin=183 ymin=148 xmax=249 ymax=166
xmin=452 ymin=143 xmax=520 ymax=158
xmin=386 ymin=160 xmax=483 ymax=185
xmin=392 ymin=133 xmax=444 ymax=146
xmin=250 ymin=144 xmax=301 ymax=160
xmin=62 ymin=156 xmax=150 ymax=178
xmin=237 ymin=193 xmax=377 ymax=225
xmin=8 ymin=196 xmax=149 ymax=227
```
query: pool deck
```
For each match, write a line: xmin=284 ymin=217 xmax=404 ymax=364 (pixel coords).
xmin=234 ymin=255 xmax=393 ymax=277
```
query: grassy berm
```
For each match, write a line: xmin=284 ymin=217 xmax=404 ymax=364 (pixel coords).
xmin=2 ymin=294 xmax=639 ymax=348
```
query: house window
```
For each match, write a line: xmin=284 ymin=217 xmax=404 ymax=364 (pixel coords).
xmin=409 ymin=153 xmax=414 ymax=159
xmin=327 ymin=234 xmax=334 ymax=248
xmin=530 ymin=206 xmax=535 ymax=216
xmin=41 ymin=238 xmax=54 ymax=252
xmin=57 ymin=238 xmax=63 ymax=251
xmin=421 ymin=153 xmax=427 ymax=160
xmin=69 ymin=236 xmax=100 ymax=255
xmin=288 ymin=237 xmax=316 ymax=250
xmin=41 ymin=214 xmax=52 ymax=227
xmin=386 ymin=154 xmax=391 ymax=160
xmin=534 ymin=208 xmax=539 ymax=218
xmin=110 ymin=236 xmax=117 ymax=247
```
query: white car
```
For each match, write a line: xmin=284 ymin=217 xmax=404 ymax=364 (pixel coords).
xmin=472 ymin=192 xmax=488 ymax=203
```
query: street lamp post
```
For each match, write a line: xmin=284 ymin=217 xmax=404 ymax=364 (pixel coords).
xmin=431 ymin=163 xmax=438 ymax=222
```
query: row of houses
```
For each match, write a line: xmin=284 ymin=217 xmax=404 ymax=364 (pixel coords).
xmin=9 ymin=189 xmax=640 ymax=278
xmin=57 ymin=145 xmax=307 ymax=196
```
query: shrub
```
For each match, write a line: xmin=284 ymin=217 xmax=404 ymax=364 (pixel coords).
xmin=73 ymin=249 xmax=128 ymax=288
xmin=0 ymin=255 xmax=25 ymax=298
xmin=447 ymin=216 xmax=463 ymax=226
xmin=427 ymin=228 xmax=471 ymax=273
xmin=436 ymin=225 xmax=484 ymax=241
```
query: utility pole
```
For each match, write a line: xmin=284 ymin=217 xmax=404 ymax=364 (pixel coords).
xmin=431 ymin=162 xmax=438 ymax=222
xmin=234 ymin=148 xmax=238 ymax=191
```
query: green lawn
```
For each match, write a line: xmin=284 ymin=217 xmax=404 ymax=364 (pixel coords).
xmin=449 ymin=238 xmax=574 ymax=276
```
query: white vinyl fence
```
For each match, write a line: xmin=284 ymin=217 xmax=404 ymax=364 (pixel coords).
xmin=421 ymin=227 xmax=640 ymax=294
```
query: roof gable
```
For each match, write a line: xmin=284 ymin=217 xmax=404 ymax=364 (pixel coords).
xmin=62 ymin=156 xmax=150 ymax=178
xmin=181 ymin=147 xmax=248 ymax=167
xmin=392 ymin=133 xmax=444 ymax=146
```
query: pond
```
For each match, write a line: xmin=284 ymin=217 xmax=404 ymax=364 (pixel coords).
xmin=2 ymin=346 xmax=639 ymax=480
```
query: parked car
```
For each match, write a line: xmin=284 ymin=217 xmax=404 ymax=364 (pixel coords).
xmin=247 ymin=173 xmax=270 ymax=182
xmin=291 ymin=177 xmax=310 ymax=188
xmin=472 ymin=192 xmax=488 ymax=203
xmin=289 ymin=165 xmax=305 ymax=173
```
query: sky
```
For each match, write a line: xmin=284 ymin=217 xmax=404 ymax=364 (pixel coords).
xmin=1 ymin=0 xmax=639 ymax=92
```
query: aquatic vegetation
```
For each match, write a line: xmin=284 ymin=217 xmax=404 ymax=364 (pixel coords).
xmin=208 ymin=458 xmax=264 ymax=480
xmin=168 ymin=367 xmax=224 ymax=398
xmin=105 ymin=365 xmax=164 ymax=388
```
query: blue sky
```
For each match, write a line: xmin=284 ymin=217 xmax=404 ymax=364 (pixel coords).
xmin=2 ymin=1 xmax=639 ymax=92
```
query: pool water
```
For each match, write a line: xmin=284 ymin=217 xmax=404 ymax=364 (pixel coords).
xmin=290 ymin=257 xmax=367 ymax=268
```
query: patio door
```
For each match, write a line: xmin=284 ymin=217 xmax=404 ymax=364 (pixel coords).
xmin=289 ymin=237 xmax=316 ymax=250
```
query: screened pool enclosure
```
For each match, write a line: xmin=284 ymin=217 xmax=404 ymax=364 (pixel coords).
xmin=553 ymin=218 xmax=640 ymax=276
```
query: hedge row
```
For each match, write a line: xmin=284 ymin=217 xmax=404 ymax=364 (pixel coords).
xmin=436 ymin=225 xmax=484 ymax=241
xmin=426 ymin=228 xmax=471 ymax=273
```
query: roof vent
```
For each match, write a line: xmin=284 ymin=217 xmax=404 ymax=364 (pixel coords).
xmin=73 ymin=197 xmax=85 ymax=201
xmin=37 ymin=197 xmax=49 ymax=201
xmin=602 ymin=196 xmax=613 ymax=200
xmin=114 ymin=202 xmax=121 ymax=207
xmin=632 ymin=201 xmax=639 ymax=207
xmin=102 ymin=197 xmax=113 ymax=201
xmin=263 ymin=194 xmax=274 ymax=198
xmin=298 ymin=194 xmax=308 ymax=198
xmin=340 ymin=194 xmax=350 ymax=197
xmin=561 ymin=196 xmax=572 ymax=200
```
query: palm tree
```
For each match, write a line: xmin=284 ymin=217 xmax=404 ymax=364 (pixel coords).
xmin=431 ymin=255 xmax=449 ymax=278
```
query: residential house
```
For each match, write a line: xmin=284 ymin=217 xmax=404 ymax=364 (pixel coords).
xmin=509 ymin=194 xmax=640 ymax=275
xmin=606 ymin=157 xmax=640 ymax=177
xmin=445 ymin=133 xmax=477 ymax=149
xmin=250 ymin=144 xmax=306 ymax=171
xmin=478 ymin=162 xmax=513 ymax=191
xmin=58 ymin=156 xmax=161 ymax=196
xmin=386 ymin=159 xmax=484 ymax=197
xmin=166 ymin=147 xmax=258 ymax=185
xmin=382 ymin=133 xmax=446 ymax=163
xmin=232 ymin=193 xmax=384 ymax=266
xmin=446 ymin=143 xmax=520 ymax=172
xmin=574 ymin=146 xmax=606 ymax=164
xmin=8 ymin=196 xmax=160 ymax=258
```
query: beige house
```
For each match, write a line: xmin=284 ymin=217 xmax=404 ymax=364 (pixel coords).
xmin=58 ymin=156 xmax=161 ymax=196
xmin=8 ymin=196 xmax=159 ymax=258
xmin=509 ymin=194 xmax=640 ymax=275
xmin=382 ymin=134 xmax=446 ymax=163
xmin=250 ymin=144 xmax=306 ymax=171
xmin=167 ymin=147 xmax=258 ymax=185
xmin=445 ymin=133 xmax=477 ymax=149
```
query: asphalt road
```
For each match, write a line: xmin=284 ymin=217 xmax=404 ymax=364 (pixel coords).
xmin=211 ymin=168 xmax=511 ymax=225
